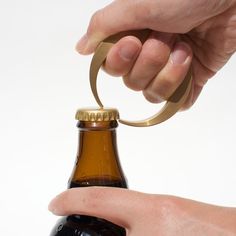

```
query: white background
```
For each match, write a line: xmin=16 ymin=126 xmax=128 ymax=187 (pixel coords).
xmin=0 ymin=1 xmax=235 ymax=235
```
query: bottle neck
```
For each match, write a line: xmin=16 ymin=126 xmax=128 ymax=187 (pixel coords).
xmin=68 ymin=120 xmax=127 ymax=188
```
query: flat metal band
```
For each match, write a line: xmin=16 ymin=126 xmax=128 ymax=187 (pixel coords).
xmin=90 ymin=30 xmax=192 ymax=127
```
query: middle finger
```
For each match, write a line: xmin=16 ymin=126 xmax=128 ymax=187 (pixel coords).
xmin=123 ymin=31 xmax=175 ymax=91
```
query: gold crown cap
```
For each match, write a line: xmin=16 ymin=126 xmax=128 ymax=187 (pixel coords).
xmin=75 ymin=108 xmax=119 ymax=121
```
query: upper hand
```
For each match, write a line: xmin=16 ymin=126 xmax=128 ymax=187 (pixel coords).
xmin=49 ymin=187 xmax=236 ymax=235
xmin=76 ymin=0 xmax=236 ymax=109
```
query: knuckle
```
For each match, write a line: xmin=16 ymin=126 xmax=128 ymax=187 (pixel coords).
xmin=103 ymin=63 xmax=124 ymax=77
xmin=142 ymin=50 xmax=167 ymax=69
xmin=153 ymin=79 xmax=173 ymax=100
xmin=143 ymin=75 xmax=177 ymax=102
xmin=143 ymin=92 xmax=158 ymax=103
xmin=143 ymin=89 xmax=162 ymax=103
xmin=123 ymin=76 xmax=145 ymax=91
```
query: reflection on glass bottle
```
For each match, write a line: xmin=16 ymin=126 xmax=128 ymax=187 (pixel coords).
xmin=50 ymin=108 xmax=127 ymax=236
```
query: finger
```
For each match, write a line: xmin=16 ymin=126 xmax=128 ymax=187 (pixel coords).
xmin=143 ymin=41 xmax=192 ymax=103
xmin=180 ymin=56 xmax=214 ymax=110
xmin=103 ymin=36 xmax=142 ymax=77
xmin=181 ymin=83 xmax=203 ymax=110
xmin=48 ymin=187 xmax=151 ymax=228
xmin=123 ymin=31 xmax=175 ymax=91
xmin=75 ymin=0 xmax=226 ymax=55
xmin=76 ymin=1 xmax=152 ymax=54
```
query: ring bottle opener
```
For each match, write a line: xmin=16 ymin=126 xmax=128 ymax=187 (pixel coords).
xmin=89 ymin=29 xmax=192 ymax=127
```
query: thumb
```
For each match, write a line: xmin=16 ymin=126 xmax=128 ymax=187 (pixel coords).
xmin=76 ymin=0 xmax=231 ymax=55
xmin=76 ymin=1 xmax=150 ymax=55
xmin=48 ymin=187 xmax=151 ymax=228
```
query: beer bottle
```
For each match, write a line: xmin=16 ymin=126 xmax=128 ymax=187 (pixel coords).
xmin=50 ymin=108 xmax=127 ymax=236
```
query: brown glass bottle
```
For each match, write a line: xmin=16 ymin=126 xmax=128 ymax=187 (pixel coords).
xmin=50 ymin=108 xmax=127 ymax=236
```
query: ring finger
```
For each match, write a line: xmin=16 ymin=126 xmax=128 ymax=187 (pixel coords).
xmin=143 ymin=41 xmax=193 ymax=103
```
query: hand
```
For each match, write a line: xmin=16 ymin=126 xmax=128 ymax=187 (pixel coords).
xmin=49 ymin=187 xmax=236 ymax=235
xmin=76 ymin=0 xmax=236 ymax=109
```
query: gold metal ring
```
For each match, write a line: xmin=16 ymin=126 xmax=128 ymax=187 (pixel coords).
xmin=90 ymin=30 xmax=192 ymax=127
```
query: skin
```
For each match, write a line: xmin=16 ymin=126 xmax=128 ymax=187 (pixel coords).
xmin=49 ymin=1 xmax=236 ymax=235
xmin=49 ymin=187 xmax=236 ymax=235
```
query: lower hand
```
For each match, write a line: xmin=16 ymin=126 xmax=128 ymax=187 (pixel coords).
xmin=49 ymin=187 xmax=236 ymax=235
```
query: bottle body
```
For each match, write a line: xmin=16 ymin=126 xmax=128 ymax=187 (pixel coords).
xmin=50 ymin=114 xmax=127 ymax=236
xmin=50 ymin=215 xmax=126 ymax=236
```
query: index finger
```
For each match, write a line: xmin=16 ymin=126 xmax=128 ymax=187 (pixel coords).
xmin=76 ymin=1 xmax=150 ymax=54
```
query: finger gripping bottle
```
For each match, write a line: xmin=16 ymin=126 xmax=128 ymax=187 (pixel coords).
xmin=50 ymin=108 xmax=127 ymax=236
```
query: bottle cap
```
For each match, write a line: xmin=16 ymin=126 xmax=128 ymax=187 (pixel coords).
xmin=75 ymin=108 xmax=119 ymax=121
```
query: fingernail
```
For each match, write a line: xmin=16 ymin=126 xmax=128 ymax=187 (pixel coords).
xmin=119 ymin=43 xmax=140 ymax=61
xmin=76 ymin=34 xmax=89 ymax=53
xmin=171 ymin=42 xmax=190 ymax=65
